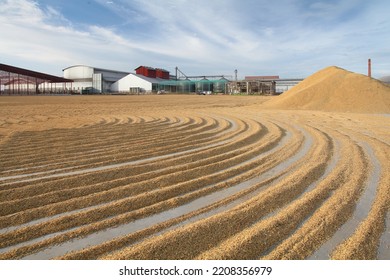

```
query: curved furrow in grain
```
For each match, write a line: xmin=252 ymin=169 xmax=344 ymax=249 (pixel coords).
xmin=0 ymin=117 xmax=174 ymax=172
xmin=1 ymin=95 xmax=388 ymax=261
xmin=288 ymin=118 xmax=390 ymax=260
xmin=0 ymin=115 xmax=236 ymax=186
xmin=0 ymin=115 xmax=210 ymax=173
xmin=1 ymin=109 xmax=385 ymax=260
xmin=0 ymin=116 xmax=247 ymax=223
xmin=98 ymin=123 xmax=328 ymax=260
xmin=0 ymin=115 xmax=166 ymax=160
xmin=22 ymin=118 xmax=302 ymax=260
xmin=0 ymin=118 xmax=243 ymax=204
xmin=55 ymin=122 xmax=316 ymax=260
xmin=0 ymin=116 xmax=197 ymax=173
xmin=195 ymin=127 xmax=359 ymax=259
xmin=3 ymin=123 xmax=241 ymax=208
xmin=0 ymin=116 xmax=299 ymax=258
xmin=0 ymin=115 xmax=231 ymax=183
xmin=0 ymin=115 xmax=181 ymax=165
xmin=0 ymin=116 xmax=185 ymax=175
xmin=0 ymin=118 xmax=264 ymax=229
xmin=0 ymin=115 xmax=230 ymax=179
xmin=260 ymin=141 xmax=368 ymax=259
xmin=0 ymin=117 xmax=249 ymax=217
xmin=324 ymin=134 xmax=389 ymax=259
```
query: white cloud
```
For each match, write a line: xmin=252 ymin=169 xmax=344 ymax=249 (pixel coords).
xmin=0 ymin=0 xmax=43 ymax=23
xmin=0 ymin=0 xmax=389 ymax=78
xmin=0 ymin=0 xmax=132 ymax=74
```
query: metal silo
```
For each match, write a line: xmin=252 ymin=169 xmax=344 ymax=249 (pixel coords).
xmin=213 ymin=77 xmax=229 ymax=93
xmin=196 ymin=78 xmax=213 ymax=93
xmin=178 ymin=79 xmax=192 ymax=93
xmin=188 ymin=80 xmax=196 ymax=92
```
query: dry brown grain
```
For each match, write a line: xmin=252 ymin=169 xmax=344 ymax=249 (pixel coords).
xmin=264 ymin=66 xmax=390 ymax=113
xmin=0 ymin=85 xmax=388 ymax=260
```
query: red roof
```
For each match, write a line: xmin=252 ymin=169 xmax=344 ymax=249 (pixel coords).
xmin=0 ymin=63 xmax=73 ymax=83
xmin=135 ymin=66 xmax=169 ymax=72
xmin=155 ymin=68 xmax=169 ymax=73
xmin=134 ymin=66 xmax=155 ymax=71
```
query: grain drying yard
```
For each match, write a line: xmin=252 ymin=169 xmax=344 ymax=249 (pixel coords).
xmin=0 ymin=67 xmax=389 ymax=260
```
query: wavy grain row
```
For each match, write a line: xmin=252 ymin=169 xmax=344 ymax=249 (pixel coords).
xmin=0 ymin=107 xmax=388 ymax=260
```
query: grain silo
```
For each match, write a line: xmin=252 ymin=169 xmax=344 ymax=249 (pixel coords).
xmin=196 ymin=78 xmax=213 ymax=92
xmin=213 ymin=77 xmax=229 ymax=93
xmin=177 ymin=79 xmax=195 ymax=93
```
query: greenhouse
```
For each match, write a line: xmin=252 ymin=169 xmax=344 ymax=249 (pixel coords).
xmin=155 ymin=77 xmax=229 ymax=94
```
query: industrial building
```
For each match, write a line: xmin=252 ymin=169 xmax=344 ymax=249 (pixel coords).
xmin=1 ymin=62 xmax=302 ymax=95
xmin=0 ymin=63 xmax=73 ymax=95
xmin=135 ymin=66 xmax=170 ymax=79
xmin=227 ymin=76 xmax=278 ymax=95
xmin=63 ymin=65 xmax=130 ymax=94
xmin=155 ymin=77 xmax=230 ymax=94
xmin=155 ymin=67 xmax=231 ymax=94
xmin=111 ymin=66 xmax=171 ymax=93
xmin=111 ymin=73 xmax=166 ymax=93
xmin=70 ymin=64 xmax=300 ymax=95
xmin=111 ymin=66 xmax=231 ymax=94
xmin=226 ymin=75 xmax=303 ymax=95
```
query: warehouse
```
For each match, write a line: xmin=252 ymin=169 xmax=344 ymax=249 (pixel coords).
xmin=111 ymin=73 xmax=166 ymax=93
xmin=63 ymin=65 xmax=130 ymax=94
xmin=226 ymin=76 xmax=303 ymax=95
xmin=0 ymin=63 xmax=73 ymax=95
xmin=111 ymin=66 xmax=171 ymax=93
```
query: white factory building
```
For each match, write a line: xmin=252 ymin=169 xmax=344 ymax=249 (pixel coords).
xmin=111 ymin=74 xmax=166 ymax=94
xmin=63 ymin=65 xmax=130 ymax=94
xmin=62 ymin=65 xmax=171 ymax=94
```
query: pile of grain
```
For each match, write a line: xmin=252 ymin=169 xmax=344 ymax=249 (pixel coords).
xmin=264 ymin=66 xmax=390 ymax=113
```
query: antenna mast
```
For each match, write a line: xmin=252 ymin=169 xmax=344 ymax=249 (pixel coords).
xmin=175 ymin=67 xmax=188 ymax=80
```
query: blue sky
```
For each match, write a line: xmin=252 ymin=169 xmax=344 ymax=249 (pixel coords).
xmin=1 ymin=0 xmax=389 ymax=79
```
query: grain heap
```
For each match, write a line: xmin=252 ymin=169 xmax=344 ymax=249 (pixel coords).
xmin=264 ymin=66 xmax=390 ymax=113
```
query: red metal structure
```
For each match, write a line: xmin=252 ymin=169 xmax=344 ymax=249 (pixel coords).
xmin=0 ymin=63 xmax=73 ymax=95
xmin=156 ymin=68 xmax=170 ymax=79
xmin=135 ymin=66 xmax=170 ymax=79
xmin=135 ymin=66 xmax=157 ymax=78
